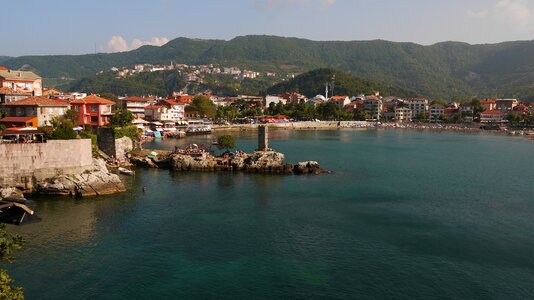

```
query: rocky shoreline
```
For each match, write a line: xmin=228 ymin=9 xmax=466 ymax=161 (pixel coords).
xmin=129 ymin=149 xmax=327 ymax=175
xmin=0 ymin=158 xmax=126 ymax=200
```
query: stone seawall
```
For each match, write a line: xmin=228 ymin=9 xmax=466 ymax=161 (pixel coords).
xmin=0 ymin=139 xmax=94 ymax=190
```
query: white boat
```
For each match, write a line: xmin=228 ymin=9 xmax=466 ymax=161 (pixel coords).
xmin=118 ymin=167 xmax=135 ymax=175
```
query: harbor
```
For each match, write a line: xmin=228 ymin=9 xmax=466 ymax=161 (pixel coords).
xmin=7 ymin=129 xmax=534 ymax=299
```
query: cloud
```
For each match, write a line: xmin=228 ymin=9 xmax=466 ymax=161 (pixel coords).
xmin=467 ymin=0 xmax=532 ymax=29
xmin=494 ymin=0 xmax=531 ymax=27
xmin=255 ymin=0 xmax=336 ymax=10
xmin=107 ymin=36 xmax=170 ymax=53
xmin=107 ymin=35 xmax=129 ymax=52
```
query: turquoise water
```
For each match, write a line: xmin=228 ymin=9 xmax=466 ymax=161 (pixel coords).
xmin=4 ymin=129 xmax=534 ymax=299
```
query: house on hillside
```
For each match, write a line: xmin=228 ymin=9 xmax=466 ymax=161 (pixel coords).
xmin=144 ymin=100 xmax=186 ymax=122
xmin=120 ymin=96 xmax=150 ymax=118
xmin=0 ymin=86 xmax=31 ymax=104
xmin=0 ymin=68 xmax=42 ymax=96
xmin=0 ymin=96 xmax=70 ymax=127
xmin=70 ymin=95 xmax=115 ymax=127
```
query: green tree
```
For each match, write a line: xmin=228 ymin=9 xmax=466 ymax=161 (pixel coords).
xmin=189 ymin=95 xmax=216 ymax=119
xmin=98 ymin=92 xmax=119 ymax=106
xmin=48 ymin=115 xmax=77 ymax=140
xmin=217 ymin=135 xmax=236 ymax=151
xmin=62 ymin=109 xmax=79 ymax=125
xmin=110 ymin=108 xmax=134 ymax=128
xmin=507 ymin=113 xmax=521 ymax=124
xmin=0 ymin=223 xmax=25 ymax=299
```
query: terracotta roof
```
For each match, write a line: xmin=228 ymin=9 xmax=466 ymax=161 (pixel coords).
xmin=145 ymin=105 xmax=163 ymax=109
xmin=481 ymin=110 xmax=502 ymax=115
xmin=0 ymin=86 xmax=32 ymax=95
xmin=0 ymin=116 xmax=36 ymax=122
xmin=330 ymin=96 xmax=348 ymax=100
xmin=0 ymin=70 xmax=41 ymax=81
xmin=480 ymin=99 xmax=496 ymax=104
xmin=2 ymin=96 xmax=70 ymax=107
xmin=122 ymin=96 xmax=149 ymax=102
xmin=162 ymin=99 xmax=180 ymax=106
xmin=71 ymin=95 xmax=115 ymax=105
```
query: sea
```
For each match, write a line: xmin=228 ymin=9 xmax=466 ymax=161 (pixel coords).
xmin=4 ymin=128 xmax=534 ymax=299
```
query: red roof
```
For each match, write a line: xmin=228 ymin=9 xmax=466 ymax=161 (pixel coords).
xmin=330 ymin=96 xmax=348 ymax=101
xmin=481 ymin=110 xmax=502 ymax=115
xmin=0 ymin=87 xmax=31 ymax=95
xmin=71 ymin=95 xmax=115 ymax=105
xmin=0 ymin=116 xmax=36 ymax=122
xmin=2 ymin=96 xmax=70 ymax=107
xmin=480 ymin=99 xmax=496 ymax=104
xmin=162 ymin=99 xmax=179 ymax=106
xmin=145 ymin=105 xmax=163 ymax=109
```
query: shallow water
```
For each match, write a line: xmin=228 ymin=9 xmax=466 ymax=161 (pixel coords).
xmin=4 ymin=129 xmax=534 ymax=299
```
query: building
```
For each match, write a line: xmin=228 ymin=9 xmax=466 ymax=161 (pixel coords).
xmin=265 ymin=95 xmax=286 ymax=107
xmin=0 ymin=68 xmax=42 ymax=96
xmin=480 ymin=99 xmax=497 ymax=111
xmin=0 ymin=96 xmax=70 ymax=127
xmin=329 ymin=96 xmax=350 ymax=109
xmin=0 ymin=86 xmax=31 ymax=104
xmin=144 ymin=100 xmax=186 ymax=122
xmin=405 ymin=98 xmax=429 ymax=117
xmin=480 ymin=110 xmax=503 ymax=123
xmin=363 ymin=96 xmax=383 ymax=120
xmin=496 ymin=99 xmax=518 ymax=112
xmin=394 ymin=107 xmax=412 ymax=122
xmin=120 ymin=96 xmax=150 ymax=118
xmin=70 ymin=95 xmax=115 ymax=127
xmin=429 ymin=104 xmax=444 ymax=122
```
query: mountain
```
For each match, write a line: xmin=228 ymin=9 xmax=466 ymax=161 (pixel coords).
xmin=267 ymin=68 xmax=417 ymax=98
xmin=5 ymin=35 xmax=534 ymax=99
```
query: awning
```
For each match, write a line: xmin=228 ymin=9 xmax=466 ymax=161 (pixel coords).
xmin=151 ymin=121 xmax=163 ymax=126
xmin=156 ymin=128 xmax=163 ymax=131
xmin=136 ymin=125 xmax=145 ymax=129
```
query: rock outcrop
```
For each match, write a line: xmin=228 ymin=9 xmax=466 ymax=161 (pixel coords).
xmin=37 ymin=158 xmax=126 ymax=197
xmin=0 ymin=187 xmax=25 ymax=200
xmin=293 ymin=161 xmax=327 ymax=175
xmin=131 ymin=149 xmax=327 ymax=175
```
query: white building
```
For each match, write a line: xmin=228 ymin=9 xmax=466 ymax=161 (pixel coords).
xmin=405 ymin=98 xmax=429 ymax=117
xmin=429 ymin=104 xmax=444 ymax=122
xmin=394 ymin=107 xmax=412 ymax=122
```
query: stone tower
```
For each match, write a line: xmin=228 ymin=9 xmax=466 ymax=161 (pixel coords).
xmin=258 ymin=125 xmax=269 ymax=151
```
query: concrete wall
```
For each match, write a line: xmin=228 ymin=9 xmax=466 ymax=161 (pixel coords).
xmin=97 ymin=128 xmax=116 ymax=159
xmin=0 ymin=139 xmax=93 ymax=190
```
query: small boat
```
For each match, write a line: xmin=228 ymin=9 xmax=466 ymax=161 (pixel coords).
xmin=118 ymin=167 xmax=135 ymax=175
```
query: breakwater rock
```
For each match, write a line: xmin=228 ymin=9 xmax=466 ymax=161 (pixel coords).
xmin=36 ymin=158 xmax=126 ymax=197
xmin=130 ymin=150 xmax=327 ymax=175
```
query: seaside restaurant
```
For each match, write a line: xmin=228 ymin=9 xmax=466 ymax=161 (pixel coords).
xmin=0 ymin=128 xmax=45 ymax=143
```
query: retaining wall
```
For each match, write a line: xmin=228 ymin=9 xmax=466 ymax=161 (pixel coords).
xmin=0 ymin=139 xmax=93 ymax=190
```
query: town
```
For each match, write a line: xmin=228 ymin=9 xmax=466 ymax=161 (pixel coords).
xmin=1 ymin=66 xmax=534 ymax=142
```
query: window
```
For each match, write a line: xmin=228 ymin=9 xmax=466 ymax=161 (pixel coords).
xmin=90 ymin=116 xmax=99 ymax=123
xmin=90 ymin=105 xmax=99 ymax=112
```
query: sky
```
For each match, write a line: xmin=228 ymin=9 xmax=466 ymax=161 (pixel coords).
xmin=3 ymin=0 xmax=534 ymax=56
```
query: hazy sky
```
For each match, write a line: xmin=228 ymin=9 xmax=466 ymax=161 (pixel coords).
xmin=3 ymin=0 xmax=534 ymax=56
